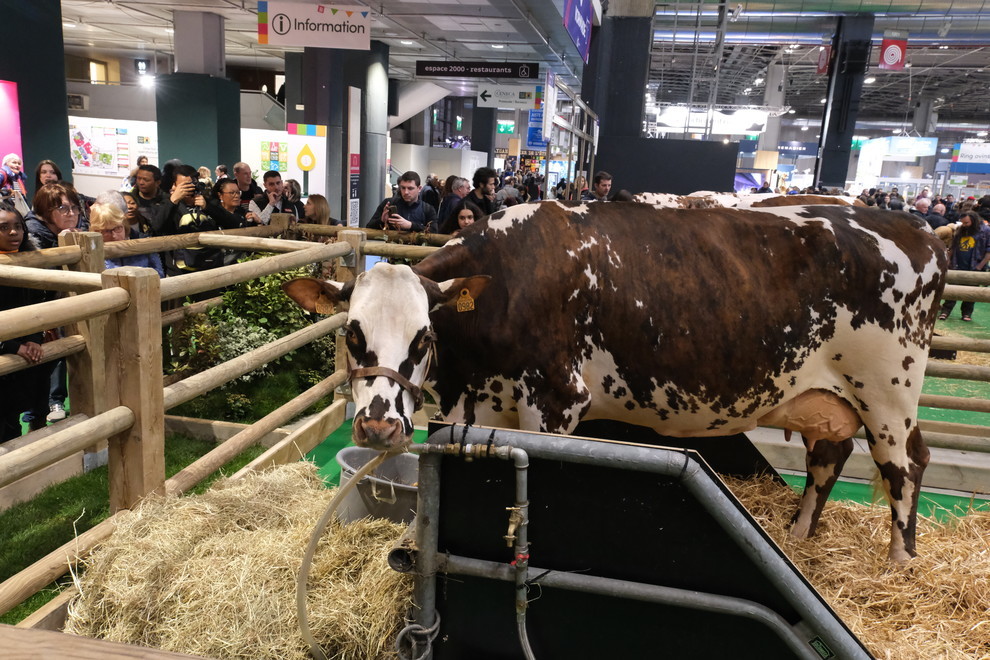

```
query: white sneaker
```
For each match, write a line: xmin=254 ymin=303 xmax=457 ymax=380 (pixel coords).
xmin=47 ymin=403 xmax=66 ymax=422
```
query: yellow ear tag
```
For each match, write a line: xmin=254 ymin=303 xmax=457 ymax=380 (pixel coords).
xmin=315 ymin=294 xmax=334 ymax=315
xmin=456 ymin=288 xmax=475 ymax=313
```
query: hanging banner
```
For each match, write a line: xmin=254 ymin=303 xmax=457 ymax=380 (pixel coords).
xmin=257 ymin=2 xmax=370 ymax=50
xmin=563 ymin=0 xmax=593 ymax=63
xmin=816 ymin=45 xmax=831 ymax=75
xmin=878 ymin=31 xmax=908 ymax=70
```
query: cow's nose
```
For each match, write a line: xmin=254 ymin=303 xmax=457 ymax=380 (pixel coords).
xmin=354 ymin=416 xmax=407 ymax=451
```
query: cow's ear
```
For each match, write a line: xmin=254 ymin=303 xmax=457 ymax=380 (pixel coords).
xmin=282 ymin=277 xmax=349 ymax=314
xmin=434 ymin=275 xmax=491 ymax=312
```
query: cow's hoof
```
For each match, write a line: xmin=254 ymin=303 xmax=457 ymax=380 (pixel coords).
xmin=888 ymin=547 xmax=914 ymax=563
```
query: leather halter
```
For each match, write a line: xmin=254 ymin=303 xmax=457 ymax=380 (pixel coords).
xmin=350 ymin=366 xmax=425 ymax=411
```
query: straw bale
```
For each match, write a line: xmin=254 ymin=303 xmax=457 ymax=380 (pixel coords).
xmin=721 ymin=474 xmax=990 ymax=660
xmin=64 ymin=462 xmax=413 ymax=660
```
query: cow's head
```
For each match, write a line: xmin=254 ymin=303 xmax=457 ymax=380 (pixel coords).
xmin=283 ymin=263 xmax=489 ymax=452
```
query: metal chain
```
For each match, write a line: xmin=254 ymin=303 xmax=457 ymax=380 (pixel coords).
xmin=395 ymin=613 xmax=442 ymax=660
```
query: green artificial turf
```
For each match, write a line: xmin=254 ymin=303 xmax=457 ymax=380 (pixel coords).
xmin=780 ymin=473 xmax=990 ymax=522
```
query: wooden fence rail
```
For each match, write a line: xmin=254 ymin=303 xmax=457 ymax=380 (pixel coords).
xmin=0 ymin=287 xmax=129 ymax=343
xmin=297 ymin=222 xmax=454 ymax=246
xmin=0 ymin=263 xmax=102 ymax=292
xmin=102 ymin=224 xmax=286 ymax=260
xmin=0 ymin=335 xmax=86 ymax=376
xmin=159 ymin=297 xmax=223 ymax=327
xmin=0 ymin=406 xmax=134 ymax=489
xmin=0 ymin=246 xmax=80 ymax=268
xmin=158 ymin=242 xmax=349 ymax=302
xmin=166 ymin=370 xmax=347 ymax=496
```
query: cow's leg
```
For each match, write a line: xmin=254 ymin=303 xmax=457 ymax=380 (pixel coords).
xmin=864 ymin=424 xmax=929 ymax=561
xmin=790 ymin=436 xmax=853 ymax=539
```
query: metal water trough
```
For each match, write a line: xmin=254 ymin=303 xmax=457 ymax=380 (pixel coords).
xmin=393 ymin=423 xmax=870 ymax=660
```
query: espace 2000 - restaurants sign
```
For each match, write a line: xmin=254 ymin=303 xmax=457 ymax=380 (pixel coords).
xmin=258 ymin=2 xmax=371 ymax=50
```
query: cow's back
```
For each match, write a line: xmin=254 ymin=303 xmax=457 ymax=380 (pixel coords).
xmin=415 ymin=202 xmax=946 ymax=433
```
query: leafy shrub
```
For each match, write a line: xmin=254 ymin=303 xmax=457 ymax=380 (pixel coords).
xmin=211 ymin=311 xmax=281 ymax=384
xmin=216 ymin=254 xmax=313 ymax=337
xmin=169 ymin=313 xmax=222 ymax=377
xmin=224 ymin=393 xmax=252 ymax=420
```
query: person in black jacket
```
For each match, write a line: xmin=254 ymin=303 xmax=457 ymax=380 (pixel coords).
xmin=161 ymin=165 xmax=242 ymax=275
xmin=367 ymin=171 xmax=438 ymax=231
xmin=0 ymin=202 xmax=50 ymax=441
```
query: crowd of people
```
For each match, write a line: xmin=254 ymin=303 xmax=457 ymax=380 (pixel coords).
xmin=0 ymin=153 xmax=341 ymax=444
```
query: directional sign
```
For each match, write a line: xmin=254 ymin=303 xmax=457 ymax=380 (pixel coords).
xmin=477 ymin=84 xmax=541 ymax=110
xmin=416 ymin=61 xmax=538 ymax=79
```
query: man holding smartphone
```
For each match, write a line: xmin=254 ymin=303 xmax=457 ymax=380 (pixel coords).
xmin=367 ymin=170 xmax=438 ymax=231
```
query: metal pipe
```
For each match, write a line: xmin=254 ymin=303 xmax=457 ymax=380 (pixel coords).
xmin=442 ymin=554 xmax=821 ymax=660
xmin=425 ymin=426 xmax=870 ymax=660
xmin=408 ymin=442 xmax=535 ymax=659
xmin=507 ymin=447 xmax=533 ymax=660
xmin=387 ymin=518 xmax=419 ymax=573
xmin=410 ymin=450 xmax=442 ymax=660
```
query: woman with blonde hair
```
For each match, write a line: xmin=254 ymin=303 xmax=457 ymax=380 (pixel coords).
xmin=303 ymin=193 xmax=335 ymax=226
xmin=197 ymin=166 xmax=213 ymax=188
xmin=90 ymin=200 xmax=164 ymax=277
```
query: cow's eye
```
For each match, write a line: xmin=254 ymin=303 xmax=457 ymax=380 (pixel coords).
xmin=344 ymin=326 xmax=356 ymax=342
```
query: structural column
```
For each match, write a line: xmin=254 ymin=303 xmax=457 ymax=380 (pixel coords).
xmin=155 ymin=11 xmax=240 ymax=169
xmin=758 ymin=64 xmax=787 ymax=153
xmin=581 ymin=1 xmax=653 ymax=139
xmin=0 ymin=0 xmax=72 ymax=188
xmin=815 ymin=14 xmax=875 ymax=189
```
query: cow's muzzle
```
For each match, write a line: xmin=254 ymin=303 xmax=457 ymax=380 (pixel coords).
xmin=353 ymin=416 xmax=409 ymax=451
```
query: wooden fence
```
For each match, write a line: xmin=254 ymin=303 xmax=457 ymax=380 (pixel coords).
xmin=0 ymin=219 xmax=988 ymax=650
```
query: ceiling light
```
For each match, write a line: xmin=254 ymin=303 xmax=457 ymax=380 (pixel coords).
xmin=787 ymin=109 xmax=796 ymax=114
xmin=820 ymin=98 xmax=827 ymax=103
xmin=864 ymin=76 xmax=876 ymax=84
xmin=400 ymin=40 xmax=413 ymax=45
xmin=801 ymin=126 xmax=809 ymax=131
xmin=139 ymin=76 xmax=155 ymax=88
xmin=491 ymin=44 xmax=505 ymax=49
xmin=939 ymin=45 xmax=949 ymax=50
xmin=743 ymin=87 xmax=752 ymax=93
xmin=940 ymin=148 xmax=950 ymax=153
xmin=978 ymin=131 xmax=989 ymax=137
xmin=62 ymin=22 xmax=76 ymax=29
xmin=754 ymin=78 xmax=764 ymax=85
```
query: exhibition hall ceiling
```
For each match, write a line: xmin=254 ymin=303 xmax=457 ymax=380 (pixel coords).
xmin=59 ymin=0 xmax=990 ymax=124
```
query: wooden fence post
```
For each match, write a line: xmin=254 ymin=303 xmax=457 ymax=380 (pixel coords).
xmin=101 ymin=267 xmax=165 ymax=511
xmin=333 ymin=231 xmax=365 ymax=404
xmin=60 ymin=231 xmax=108 ymax=466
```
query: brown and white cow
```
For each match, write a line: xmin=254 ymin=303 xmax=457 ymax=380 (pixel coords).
xmin=284 ymin=201 xmax=947 ymax=560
